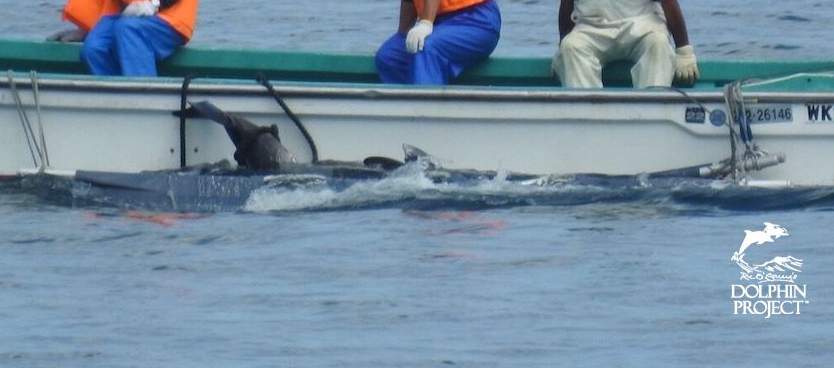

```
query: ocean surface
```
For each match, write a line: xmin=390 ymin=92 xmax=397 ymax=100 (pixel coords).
xmin=3 ymin=1 xmax=834 ymax=367
xmin=3 ymin=0 xmax=833 ymax=59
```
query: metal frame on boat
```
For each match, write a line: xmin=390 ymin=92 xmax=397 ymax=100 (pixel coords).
xmin=3 ymin=39 xmax=834 ymax=185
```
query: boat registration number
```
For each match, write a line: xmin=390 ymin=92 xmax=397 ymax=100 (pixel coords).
xmin=744 ymin=104 xmax=793 ymax=124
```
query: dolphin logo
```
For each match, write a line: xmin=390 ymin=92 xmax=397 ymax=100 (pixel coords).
xmin=731 ymin=222 xmax=788 ymax=263
xmin=731 ymin=222 xmax=801 ymax=278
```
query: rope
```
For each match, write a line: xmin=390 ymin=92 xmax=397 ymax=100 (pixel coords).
xmin=722 ymin=79 xmax=779 ymax=181
xmin=672 ymin=85 xmax=784 ymax=181
xmin=669 ymin=87 xmax=736 ymax=178
xmin=670 ymin=86 xmax=713 ymax=116
xmin=30 ymin=71 xmax=50 ymax=168
xmin=7 ymin=70 xmax=43 ymax=168
xmin=256 ymin=73 xmax=319 ymax=163
xmin=723 ymin=82 xmax=742 ymax=178
xmin=728 ymin=81 xmax=755 ymax=144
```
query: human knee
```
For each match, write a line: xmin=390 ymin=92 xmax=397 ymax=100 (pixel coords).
xmin=375 ymin=46 xmax=399 ymax=73
xmin=557 ymin=34 xmax=589 ymax=57
xmin=417 ymin=38 xmax=444 ymax=58
xmin=376 ymin=35 xmax=405 ymax=60
xmin=554 ymin=33 xmax=598 ymax=74
xmin=80 ymin=37 xmax=109 ymax=62
xmin=639 ymin=32 xmax=673 ymax=58
xmin=112 ymin=17 xmax=145 ymax=38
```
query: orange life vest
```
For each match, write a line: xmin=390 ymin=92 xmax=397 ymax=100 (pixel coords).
xmin=413 ymin=0 xmax=488 ymax=16
xmin=61 ymin=0 xmax=199 ymax=41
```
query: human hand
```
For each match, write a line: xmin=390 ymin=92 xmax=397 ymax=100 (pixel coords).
xmin=46 ymin=28 xmax=86 ymax=42
xmin=675 ymin=45 xmax=700 ymax=84
xmin=406 ymin=20 xmax=433 ymax=54
xmin=122 ymin=0 xmax=160 ymax=17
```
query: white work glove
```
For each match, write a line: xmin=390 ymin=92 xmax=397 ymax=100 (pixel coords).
xmin=406 ymin=20 xmax=433 ymax=54
xmin=122 ymin=0 xmax=160 ymax=17
xmin=675 ymin=45 xmax=700 ymax=84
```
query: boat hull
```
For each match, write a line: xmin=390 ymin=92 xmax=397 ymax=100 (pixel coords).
xmin=3 ymin=74 xmax=834 ymax=185
xmin=3 ymin=39 xmax=834 ymax=185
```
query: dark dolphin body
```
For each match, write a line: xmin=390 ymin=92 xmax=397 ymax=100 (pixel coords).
xmin=179 ymin=101 xmax=297 ymax=171
xmin=65 ymin=103 xmax=720 ymax=212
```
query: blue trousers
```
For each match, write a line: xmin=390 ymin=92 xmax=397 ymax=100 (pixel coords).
xmin=375 ymin=0 xmax=501 ymax=85
xmin=81 ymin=15 xmax=185 ymax=77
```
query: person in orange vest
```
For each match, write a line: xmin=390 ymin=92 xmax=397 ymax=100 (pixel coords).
xmin=375 ymin=0 xmax=501 ymax=85
xmin=49 ymin=0 xmax=199 ymax=76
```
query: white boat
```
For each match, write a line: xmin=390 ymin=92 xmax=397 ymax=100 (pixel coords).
xmin=3 ymin=39 xmax=834 ymax=186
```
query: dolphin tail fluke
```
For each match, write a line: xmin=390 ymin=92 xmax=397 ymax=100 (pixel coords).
xmin=174 ymin=100 xmax=294 ymax=171
xmin=173 ymin=100 xmax=244 ymax=133
xmin=178 ymin=101 xmax=265 ymax=147
xmin=172 ymin=100 xmax=224 ymax=119
xmin=183 ymin=101 xmax=231 ymax=126
xmin=171 ymin=105 xmax=204 ymax=119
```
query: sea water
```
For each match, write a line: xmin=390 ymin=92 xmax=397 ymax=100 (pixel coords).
xmin=3 ymin=0 xmax=833 ymax=60
xmin=2 ymin=1 xmax=834 ymax=367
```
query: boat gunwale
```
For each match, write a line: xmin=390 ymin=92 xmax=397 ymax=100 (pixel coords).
xmin=4 ymin=38 xmax=834 ymax=90
xmin=5 ymin=74 xmax=834 ymax=104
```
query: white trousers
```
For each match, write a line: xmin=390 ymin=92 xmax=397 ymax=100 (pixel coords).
xmin=553 ymin=14 xmax=675 ymax=88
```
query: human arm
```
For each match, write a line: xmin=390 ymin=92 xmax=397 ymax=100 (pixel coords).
xmin=558 ymin=0 xmax=575 ymax=41
xmin=657 ymin=0 xmax=689 ymax=48
xmin=398 ymin=0 xmax=418 ymax=33
xmin=405 ymin=0 xmax=439 ymax=53
xmin=416 ymin=0 xmax=440 ymax=23
xmin=657 ymin=0 xmax=699 ymax=83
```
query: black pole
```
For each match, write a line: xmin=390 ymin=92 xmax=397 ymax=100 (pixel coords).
xmin=179 ymin=75 xmax=193 ymax=168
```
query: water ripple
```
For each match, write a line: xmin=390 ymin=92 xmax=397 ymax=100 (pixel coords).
xmin=776 ymin=15 xmax=812 ymax=22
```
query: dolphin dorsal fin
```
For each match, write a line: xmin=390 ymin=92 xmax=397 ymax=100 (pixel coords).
xmin=402 ymin=144 xmax=431 ymax=162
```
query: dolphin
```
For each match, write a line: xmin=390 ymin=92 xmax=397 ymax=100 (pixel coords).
xmin=177 ymin=100 xmax=297 ymax=171
xmin=363 ymin=144 xmax=438 ymax=171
